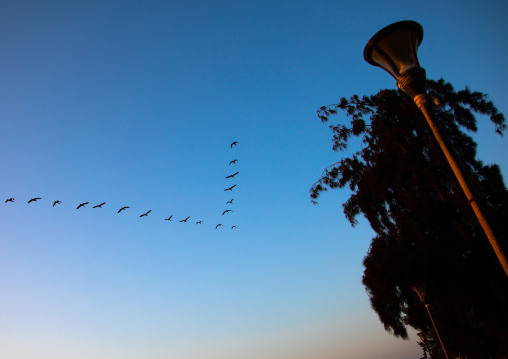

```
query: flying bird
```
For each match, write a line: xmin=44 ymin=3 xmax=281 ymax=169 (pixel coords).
xmin=118 ymin=206 xmax=129 ymax=213
xmin=28 ymin=198 xmax=41 ymax=203
xmin=140 ymin=210 xmax=151 ymax=217
xmin=165 ymin=215 xmax=173 ymax=221
xmin=231 ymin=226 xmax=237 ymax=229
xmin=53 ymin=200 xmax=61 ymax=207
xmin=179 ymin=216 xmax=190 ymax=222
xmin=5 ymin=198 xmax=14 ymax=203
xmin=230 ymin=141 xmax=238 ymax=148
xmin=196 ymin=221 xmax=202 ymax=225
xmin=225 ymin=172 xmax=239 ymax=179
xmin=227 ymin=199 xmax=234 ymax=204
xmin=93 ymin=202 xmax=106 ymax=208
xmin=222 ymin=210 xmax=233 ymax=215
xmin=229 ymin=159 xmax=238 ymax=165
xmin=224 ymin=184 xmax=237 ymax=191
xmin=76 ymin=202 xmax=89 ymax=209
xmin=215 ymin=224 xmax=223 ymax=229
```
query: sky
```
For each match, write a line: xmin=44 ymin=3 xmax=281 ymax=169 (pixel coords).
xmin=1 ymin=1 xmax=507 ymax=359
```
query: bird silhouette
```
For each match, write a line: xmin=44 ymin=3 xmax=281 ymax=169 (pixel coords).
xmin=216 ymin=224 xmax=223 ymax=229
xmin=53 ymin=200 xmax=61 ymax=207
xmin=118 ymin=206 xmax=129 ymax=213
xmin=165 ymin=215 xmax=173 ymax=221
xmin=224 ymin=184 xmax=237 ymax=191
xmin=196 ymin=221 xmax=202 ymax=225
xmin=225 ymin=172 xmax=239 ymax=179
xmin=140 ymin=210 xmax=151 ymax=217
xmin=179 ymin=216 xmax=190 ymax=222
xmin=222 ymin=210 xmax=233 ymax=215
xmin=229 ymin=159 xmax=238 ymax=165
xmin=28 ymin=198 xmax=41 ymax=203
xmin=230 ymin=141 xmax=238 ymax=148
xmin=93 ymin=202 xmax=106 ymax=208
xmin=231 ymin=226 xmax=237 ymax=229
xmin=76 ymin=202 xmax=89 ymax=209
xmin=5 ymin=198 xmax=14 ymax=203
xmin=227 ymin=199 xmax=234 ymax=204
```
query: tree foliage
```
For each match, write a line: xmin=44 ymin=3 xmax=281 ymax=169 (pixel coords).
xmin=311 ymin=79 xmax=508 ymax=358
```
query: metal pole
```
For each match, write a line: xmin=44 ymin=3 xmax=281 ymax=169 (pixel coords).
xmin=418 ymin=332 xmax=434 ymax=359
xmin=413 ymin=93 xmax=508 ymax=277
xmin=424 ymin=304 xmax=450 ymax=359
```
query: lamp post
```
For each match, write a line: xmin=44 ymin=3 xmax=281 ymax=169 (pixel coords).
xmin=363 ymin=20 xmax=508 ymax=277
xmin=411 ymin=284 xmax=450 ymax=359
xmin=417 ymin=331 xmax=434 ymax=359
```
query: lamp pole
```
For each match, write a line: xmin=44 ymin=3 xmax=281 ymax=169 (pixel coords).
xmin=412 ymin=284 xmax=450 ymax=359
xmin=363 ymin=21 xmax=508 ymax=277
xmin=417 ymin=331 xmax=434 ymax=359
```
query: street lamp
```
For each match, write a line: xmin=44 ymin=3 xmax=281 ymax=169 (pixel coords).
xmin=411 ymin=283 xmax=450 ymax=359
xmin=417 ymin=331 xmax=434 ymax=359
xmin=363 ymin=20 xmax=508 ymax=277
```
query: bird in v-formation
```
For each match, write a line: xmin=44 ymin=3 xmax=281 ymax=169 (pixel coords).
xmin=93 ymin=202 xmax=106 ymax=208
xmin=28 ymin=198 xmax=41 ymax=203
xmin=229 ymin=159 xmax=238 ymax=165
xmin=140 ymin=210 xmax=151 ymax=217
xmin=230 ymin=141 xmax=238 ymax=148
xmin=224 ymin=184 xmax=236 ymax=191
xmin=222 ymin=210 xmax=233 ymax=215
xmin=226 ymin=172 xmax=239 ymax=179
xmin=5 ymin=198 xmax=14 ymax=203
xmin=118 ymin=206 xmax=129 ymax=213
xmin=77 ymin=202 xmax=89 ymax=209
xmin=180 ymin=216 xmax=190 ymax=222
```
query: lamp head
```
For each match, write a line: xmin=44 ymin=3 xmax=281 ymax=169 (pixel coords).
xmin=364 ymin=20 xmax=423 ymax=80
xmin=411 ymin=283 xmax=429 ymax=304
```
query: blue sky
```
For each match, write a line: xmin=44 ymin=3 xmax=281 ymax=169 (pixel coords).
xmin=1 ymin=1 xmax=507 ymax=358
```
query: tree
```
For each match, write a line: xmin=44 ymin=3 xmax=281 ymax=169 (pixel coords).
xmin=311 ymin=79 xmax=508 ymax=358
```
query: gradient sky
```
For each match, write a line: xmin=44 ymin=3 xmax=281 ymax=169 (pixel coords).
xmin=1 ymin=1 xmax=507 ymax=359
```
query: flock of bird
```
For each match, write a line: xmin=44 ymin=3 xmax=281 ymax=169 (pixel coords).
xmin=3 ymin=141 xmax=241 ymax=230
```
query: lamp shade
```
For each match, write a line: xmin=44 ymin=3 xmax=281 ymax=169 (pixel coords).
xmin=364 ymin=21 xmax=424 ymax=79
xmin=411 ymin=283 xmax=428 ymax=304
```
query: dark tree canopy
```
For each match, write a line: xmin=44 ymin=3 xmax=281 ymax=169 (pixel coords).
xmin=311 ymin=79 xmax=508 ymax=358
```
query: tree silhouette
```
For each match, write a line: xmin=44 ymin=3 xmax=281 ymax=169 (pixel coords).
xmin=311 ymin=79 xmax=508 ymax=358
